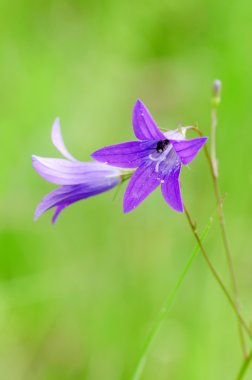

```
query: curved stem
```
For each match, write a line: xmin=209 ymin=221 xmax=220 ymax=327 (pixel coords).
xmin=210 ymin=94 xmax=247 ymax=356
xmin=210 ymin=107 xmax=219 ymax=178
xmin=131 ymin=220 xmax=212 ymax=380
xmin=236 ymin=349 xmax=252 ymax=380
xmin=184 ymin=204 xmax=252 ymax=341
xmin=189 ymin=125 xmax=247 ymax=356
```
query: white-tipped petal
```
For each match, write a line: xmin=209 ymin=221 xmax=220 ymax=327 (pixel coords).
xmin=51 ymin=117 xmax=76 ymax=161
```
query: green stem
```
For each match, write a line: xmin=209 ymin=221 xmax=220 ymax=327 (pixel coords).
xmin=189 ymin=124 xmax=247 ymax=356
xmin=210 ymin=84 xmax=247 ymax=356
xmin=236 ymin=350 xmax=252 ymax=380
xmin=131 ymin=218 xmax=213 ymax=380
xmin=184 ymin=204 xmax=252 ymax=341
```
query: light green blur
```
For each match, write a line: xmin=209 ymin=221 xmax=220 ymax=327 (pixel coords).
xmin=0 ymin=1 xmax=252 ymax=379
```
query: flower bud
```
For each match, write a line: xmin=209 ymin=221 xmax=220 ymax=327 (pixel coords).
xmin=212 ymin=79 xmax=222 ymax=107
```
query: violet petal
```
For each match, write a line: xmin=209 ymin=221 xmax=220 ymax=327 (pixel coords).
xmin=132 ymin=99 xmax=166 ymax=141
xmin=161 ymin=165 xmax=183 ymax=212
xmin=170 ymin=137 xmax=207 ymax=165
xmin=32 ymin=155 xmax=121 ymax=185
xmin=51 ymin=118 xmax=76 ymax=161
xmin=35 ymin=177 xmax=121 ymax=222
xmin=52 ymin=205 xmax=67 ymax=224
xmin=123 ymin=162 xmax=161 ymax=213
xmin=91 ymin=140 xmax=156 ymax=168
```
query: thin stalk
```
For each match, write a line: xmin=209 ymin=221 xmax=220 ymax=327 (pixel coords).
xmin=236 ymin=349 xmax=252 ymax=380
xmin=210 ymin=107 xmax=219 ymax=178
xmin=183 ymin=204 xmax=252 ymax=341
xmin=210 ymin=82 xmax=247 ymax=356
xmin=131 ymin=219 xmax=213 ymax=380
xmin=189 ymin=122 xmax=247 ymax=356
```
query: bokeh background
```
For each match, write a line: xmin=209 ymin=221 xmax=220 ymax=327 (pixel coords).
xmin=1 ymin=1 xmax=252 ymax=379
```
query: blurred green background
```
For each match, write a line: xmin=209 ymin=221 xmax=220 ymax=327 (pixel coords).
xmin=1 ymin=0 xmax=252 ymax=379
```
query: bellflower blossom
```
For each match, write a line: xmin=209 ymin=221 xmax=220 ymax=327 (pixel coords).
xmin=32 ymin=118 xmax=126 ymax=223
xmin=92 ymin=100 xmax=207 ymax=213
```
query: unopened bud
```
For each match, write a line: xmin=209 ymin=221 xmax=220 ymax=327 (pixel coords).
xmin=212 ymin=79 xmax=222 ymax=108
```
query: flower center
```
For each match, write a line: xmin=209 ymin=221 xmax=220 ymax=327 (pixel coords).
xmin=149 ymin=139 xmax=173 ymax=173
xmin=156 ymin=139 xmax=170 ymax=153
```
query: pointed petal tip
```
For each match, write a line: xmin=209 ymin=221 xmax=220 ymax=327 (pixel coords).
xmin=134 ymin=98 xmax=144 ymax=107
xmin=167 ymin=197 xmax=184 ymax=213
xmin=31 ymin=155 xmax=55 ymax=183
xmin=123 ymin=192 xmax=138 ymax=214
xmin=51 ymin=117 xmax=61 ymax=142
xmin=161 ymin=165 xmax=184 ymax=213
xmin=34 ymin=207 xmax=59 ymax=224
xmin=171 ymin=136 xmax=208 ymax=165
xmin=123 ymin=198 xmax=130 ymax=214
xmin=201 ymin=136 xmax=208 ymax=144
xmin=51 ymin=117 xmax=75 ymax=161
xmin=133 ymin=99 xmax=147 ymax=114
xmin=51 ymin=213 xmax=58 ymax=224
xmin=34 ymin=199 xmax=62 ymax=224
xmin=132 ymin=99 xmax=165 ymax=141
xmin=90 ymin=151 xmax=98 ymax=161
xmin=32 ymin=157 xmax=40 ymax=177
xmin=51 ymin=117 xmax=61 ymax=140
xmin=32 ymin=155 xmax=42 ymax=167
xmin=176 ymin=204 xmax=184 ymax=213
xmin=34 ymin=197 xmax=49 ymax=222
xmin=197 ymin=136 xmax=208 ymax=147
xmin=123 ymin=203 xmax=133 ymax=214
xmin=31 ymin=155 xmax=37 ymax=167
xmin=52 ymin=116 xmax=60 ymax=130
xmin=51 ymin=205 xmax=65 ymax=224
xmin=34 ymin=209 xmax=41 ymax=222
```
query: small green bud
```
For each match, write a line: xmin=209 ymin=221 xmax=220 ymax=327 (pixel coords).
xmin=211 ymin=79 xmax=222 ymax=108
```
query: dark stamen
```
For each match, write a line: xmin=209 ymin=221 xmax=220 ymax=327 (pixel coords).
xmin=156 ymin=139 xmax=170 ymax=153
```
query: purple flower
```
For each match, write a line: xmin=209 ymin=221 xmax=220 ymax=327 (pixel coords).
xmin=32 ymin=118 xmax=124 ymax=223
xmin=92 ymin=100 xmax=207 ymax=213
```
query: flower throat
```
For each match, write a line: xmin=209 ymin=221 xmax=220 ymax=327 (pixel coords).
xmin=156 ymin=139 xmax=170 ymax=153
